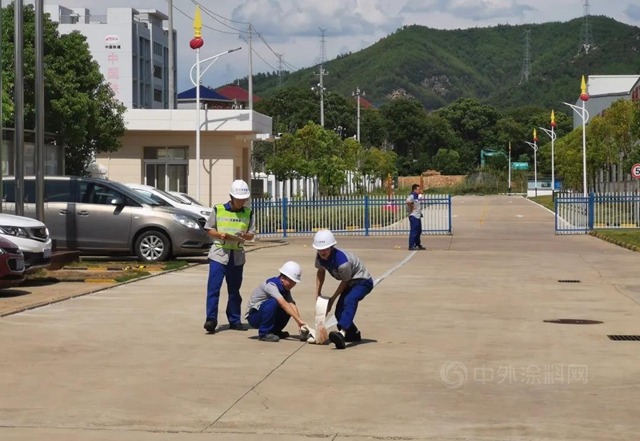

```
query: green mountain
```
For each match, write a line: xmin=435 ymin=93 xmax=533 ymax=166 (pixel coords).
xmin=231 ymin=16 xmax=640 ymax=111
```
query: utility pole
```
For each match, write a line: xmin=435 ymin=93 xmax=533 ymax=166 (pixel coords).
xmin=315 ymin=28 xmax=328 ymax=127
xmin=14 ymin=0 xmax=24 ymax=216
xmin=519 ymin=30 xmax=531 ymax=85
xmin=276 ymin=53 xmax=284 ymax=88
xmin=352 ymin=87 xmax=365 ymax=142
xmin=35 ymin=0 xmax=45 ymax=221
xmin=168 ymin=0 xmax=175 ymax=109
xmin=0 ymin=3 xmax=3 ymax=214
xmin=248 ymin=24 xmax=254 ymax=189
xmin=578 ymin=0 xmax=594 ymax=56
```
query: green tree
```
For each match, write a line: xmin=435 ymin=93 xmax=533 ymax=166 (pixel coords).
xmin=264 ymin=133 xmax=302 ymax=197
xmin=1 ymin=3 xmax=126 ymax=175
xmin=379 ymin=98 xmax=428 ymax=160
xmin=432 ymin=148 xmax=463 ymax=175
xmin=360 ymin=108 xmax=387 ymax=148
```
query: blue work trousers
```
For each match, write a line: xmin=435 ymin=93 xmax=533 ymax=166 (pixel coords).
xmin=206 ymin=252 xmax=244 ymax=325
xmin=409 ymin=216 xmax=422 ymax=248
xmin=336 ymin=277 xmax=374 ymax=337
xmin=247 ymin=298 xmax=291 ymax=338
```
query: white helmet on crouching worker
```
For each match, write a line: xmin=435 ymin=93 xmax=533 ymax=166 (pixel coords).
xmin=312 ymin=229 xmax=337 ymax=250
xmin=279 ymin=261 xmax=302 ymax=283
xmin=229 ymin=179 xmax=250 ymax=199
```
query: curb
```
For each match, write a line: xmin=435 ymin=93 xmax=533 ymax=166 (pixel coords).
xmin=0 ymin=242 xmax=289 ymax=319
xmin=0 ymin=263 xmax=199 ymax=319
xmin=589 ymin=231 xmax=640 ymax=252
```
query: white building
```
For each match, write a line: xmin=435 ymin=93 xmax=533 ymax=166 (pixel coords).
xmin=94 ymin=109 xmax=273 ymax=207
xmin=45 ymin=4 xmax=177 ymax=110
xmin=573 ymin=75 xmax=640 ymax=129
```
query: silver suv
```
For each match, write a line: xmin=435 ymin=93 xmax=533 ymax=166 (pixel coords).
xmin=1 ymin=176 xmax=212 ymax=262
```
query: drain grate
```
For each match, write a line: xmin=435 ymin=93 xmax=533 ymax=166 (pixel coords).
xmin=558 ymin=280 xmax=581 ymax=283
xmin=544 ymin=319 xmax=603 ymax=325
xmin=608 ymin=335 xmax=640 ymax=341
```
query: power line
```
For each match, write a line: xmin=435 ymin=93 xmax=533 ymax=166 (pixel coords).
xmin=239 ymin=34 xmax=278 ymax=72
xmin=189 ymin=0 xmax=247 ymax=34
xmin=164 ymin=0 xmax=241 ymax=35
xmin=190 ymin=0 xmax=251 ymax=25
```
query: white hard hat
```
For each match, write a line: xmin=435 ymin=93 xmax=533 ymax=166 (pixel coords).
xmin=229 ymin=179 xmax=250 ymax=199
xmin=312 ymin=229 xmax=336 ymax=250
xmin=279 ymin=261 xmax=302 ymax=283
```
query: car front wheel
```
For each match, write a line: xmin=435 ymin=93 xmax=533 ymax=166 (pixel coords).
xmin=135 ymin=230 xmax=171 ymax=262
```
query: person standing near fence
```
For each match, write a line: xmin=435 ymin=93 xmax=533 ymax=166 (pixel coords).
xmin=203 ymin=179 xmax=255 ymax=334
xmin=406 ymin=184 xmax=426 ymax=251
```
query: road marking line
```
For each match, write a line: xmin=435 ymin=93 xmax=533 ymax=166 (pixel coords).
xmin=479 ymin=199 xmax=488 ymax=226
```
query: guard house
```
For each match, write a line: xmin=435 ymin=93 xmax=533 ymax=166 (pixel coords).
xmin=94 ymin=107 xmax=272 ymax=207
xmin=177 ymin=85 xmax=234 ymax=110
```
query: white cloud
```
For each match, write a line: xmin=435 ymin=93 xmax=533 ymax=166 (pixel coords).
xmin=402 ymin=0 xmax=535 ymax=20
xmin=231 ymin=0 xmax=403 ymax=37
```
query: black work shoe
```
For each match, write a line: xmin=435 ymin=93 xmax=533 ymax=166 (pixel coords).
xmin=329 ymin=331 xmax=346 ymax=349
xmin=259 ymin=333 xmax=280 ymax=342
xmin=275 ymin=330 xmax=290 ymax=339
xmin=204 ymin=320 xmax=218 ymax=333
xmin=345 ymin=331 xmax=362 ymax=342
xmin=229 ymin=323 xmax=248 ymax=331
xmin=408 ymin=246 xmax=420 ymax=251
xmin=418 ymin=245 xmax=426 ymax=250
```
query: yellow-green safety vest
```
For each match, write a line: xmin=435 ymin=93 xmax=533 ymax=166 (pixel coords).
xmin=214 ymin=204 xmax=252 ymax=251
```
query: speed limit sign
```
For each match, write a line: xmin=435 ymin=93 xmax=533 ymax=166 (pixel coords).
xmin=632 ymin=164 xmax=640 ymax=179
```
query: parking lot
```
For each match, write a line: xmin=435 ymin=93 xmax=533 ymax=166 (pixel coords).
xmin=1 ymin=196 xmax=640 ymax=440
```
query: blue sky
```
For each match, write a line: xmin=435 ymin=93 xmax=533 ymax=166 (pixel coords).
xmin=41 ymin=0 xmax=640 ymax=93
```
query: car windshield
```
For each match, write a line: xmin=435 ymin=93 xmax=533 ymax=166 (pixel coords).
xmin=155 ymin=188 xmax=188 ymax=204
xmin=106 ymin=181 xmax=160 ymax=206
xmin=182 ymin=194 xmax=204 ymax=206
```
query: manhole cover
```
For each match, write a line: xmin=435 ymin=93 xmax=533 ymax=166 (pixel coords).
xmin=558 ymin=280 xmax=581 ymax=283
xmin=608 ymin=335 xmax=640 ymax=341
xmin=544 ymin=319 xmax=603 ymax=325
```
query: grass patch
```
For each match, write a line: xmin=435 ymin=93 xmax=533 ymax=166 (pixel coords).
xmin=114 ymin=271 xmax=151 ymax=283
xmin=590 ymin=229 xmax=640 ymax=251
xmin=161 ymin=260 xmax=190 ymax=271
xmin=530 ymin=195 xmax=555 ymax=212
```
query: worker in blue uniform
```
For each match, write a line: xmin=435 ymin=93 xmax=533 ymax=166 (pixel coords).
xmin=203 ymin=180 xmax=255 ymax=334
xmin=312 ymin=229 xmax=374 ymax=349
xmin=245 ymin=261 xmax=308 ymax=342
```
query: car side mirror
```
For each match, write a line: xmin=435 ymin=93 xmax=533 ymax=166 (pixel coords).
xmin=111 ymin=197 xmax=125 ymax=206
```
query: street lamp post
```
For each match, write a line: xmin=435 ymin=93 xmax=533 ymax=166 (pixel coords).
xmin=525 ymin=129 xmax=538 ymax=197
xmin=538 ymin=110 xmax=558 ymax=197
xmin=508 ymin=141 xmax=511 ymax=194
xmin=352 ymin=87 xmax=364 ymax=142
xmin=562 ymin=75 xmax=590 ymax=197
xmin=189 ymin=6 xmax=241 ymax=201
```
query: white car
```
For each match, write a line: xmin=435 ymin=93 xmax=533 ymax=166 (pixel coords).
xmin=125 ymin=184 xmax=212 ymax=219
xmin=169 ymin=191 xmax=205 ymax=207
xmin=0 ymin=213 xmax=52 ymax=272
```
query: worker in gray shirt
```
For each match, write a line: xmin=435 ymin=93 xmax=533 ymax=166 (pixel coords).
xmin=406 ymin=184 xmax=426 ymax=251
xmin=203 ymin=180 xmax=256 ymax=334
xmin=313 ymin=229 xmax=374 ymax=349
xmin=246 ymin=261 xmax=308 ymax=342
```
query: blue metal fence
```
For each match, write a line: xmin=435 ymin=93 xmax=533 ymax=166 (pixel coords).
xmin=555 ymin=193 xmax=640 ymax=234
xmin=252 ymin=195 xmax=452 ymax=237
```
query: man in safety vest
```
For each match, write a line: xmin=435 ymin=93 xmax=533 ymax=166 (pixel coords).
xmin=203 ymin=179 xmax=256 ymax=334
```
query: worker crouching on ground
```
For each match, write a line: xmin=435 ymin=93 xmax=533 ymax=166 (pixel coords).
xmin=246 ymin=261 xmax=308 ymax=342
xmin=313 ymin=229 xmax=374 ymax=349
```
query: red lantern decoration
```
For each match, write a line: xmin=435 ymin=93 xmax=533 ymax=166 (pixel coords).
xmin=190 ymin=37 xmax=204 ymax=50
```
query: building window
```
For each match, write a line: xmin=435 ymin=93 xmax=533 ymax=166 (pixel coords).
xmin=153 ymin=42 xmax=163 ymax=57
xmin=153 ymin=65 xmax=162 ymax=79
xmin=143 ymin=147 xmax=189 ymax=193
xmin=154 ymin=88 xmax=163 ymax=103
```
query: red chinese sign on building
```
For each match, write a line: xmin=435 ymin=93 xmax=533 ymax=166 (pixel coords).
xmin=105 ymin=35 xmax=121 ymax=99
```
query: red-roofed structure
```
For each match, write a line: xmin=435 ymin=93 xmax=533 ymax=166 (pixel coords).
xmin=216 ymin=85 xmax=261 ymax=109
xmin=354 ymin=96 xmax=374 ymax=109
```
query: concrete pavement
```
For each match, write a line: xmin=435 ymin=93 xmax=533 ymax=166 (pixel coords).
xmin=2 ymin=195 xmax=640 ymax=440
